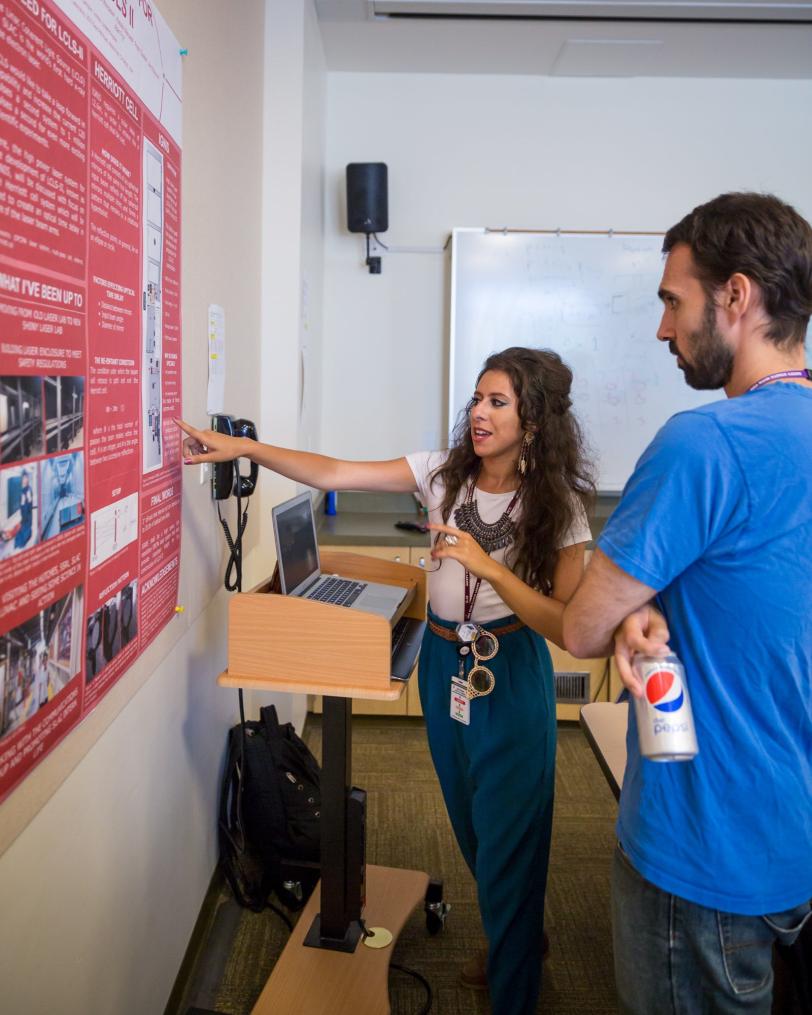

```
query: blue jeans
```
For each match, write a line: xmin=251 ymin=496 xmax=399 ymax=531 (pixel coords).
xmin=612 ymin=843 xmax=812 ymax=1014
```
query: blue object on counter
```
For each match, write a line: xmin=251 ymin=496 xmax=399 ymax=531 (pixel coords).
xmin=325 ymin=491 xmax=337 ymax=516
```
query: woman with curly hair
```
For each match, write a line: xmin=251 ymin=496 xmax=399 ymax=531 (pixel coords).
xmin=176 ymin=346 xmax=594 ymax=1014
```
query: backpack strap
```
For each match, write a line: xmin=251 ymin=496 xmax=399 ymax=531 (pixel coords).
xmin=260 ymin=705 xmax=285 ymax=770
xmin=218 ymin=726 xmax=246 ymax=854
xmin=260 ymin=703 xmax=281 ymax=736
xmin=261 ymin=704 xmax=321 ymax=787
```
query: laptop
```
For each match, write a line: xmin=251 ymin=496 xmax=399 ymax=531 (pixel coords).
xmin=272 ymin=492 xmax=408 ymax=622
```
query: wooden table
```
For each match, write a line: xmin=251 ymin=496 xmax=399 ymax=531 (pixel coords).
xmin=579 ymin=701 xmax=628 ymax=800
xmin=220 ymin=555 xmax=432 ymax=1013
xmin=251 ymin=865 xmax=429 ymax=1014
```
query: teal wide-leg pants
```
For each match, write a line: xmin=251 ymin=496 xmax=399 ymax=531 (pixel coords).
xmin=418 ymin=607 xmax=557 ymax=1015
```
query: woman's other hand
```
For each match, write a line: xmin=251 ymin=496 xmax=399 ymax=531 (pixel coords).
xmin=175 ymin=418 xmax=247 ymax=464
xmin=613 ymin=604 xmax=670 ymax=698
xmin=428 ymin=522 xmax=498 ymax=582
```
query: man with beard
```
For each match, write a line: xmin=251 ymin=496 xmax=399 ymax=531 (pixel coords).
xmin=562 ymin=192 xmax=812 ymax=1014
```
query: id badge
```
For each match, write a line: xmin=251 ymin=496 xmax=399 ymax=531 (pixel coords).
xmin=450 ymin=677 xmax=470 ymax=725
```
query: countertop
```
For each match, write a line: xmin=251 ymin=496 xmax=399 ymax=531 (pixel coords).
xmin=315 ymin=491 xmax=618 ymax=548
xmin=317 ymin=491 xmax=430 ymax=548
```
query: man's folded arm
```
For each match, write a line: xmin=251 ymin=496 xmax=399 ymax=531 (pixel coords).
xmin=562 ymin=548 xmax=658 ymax=659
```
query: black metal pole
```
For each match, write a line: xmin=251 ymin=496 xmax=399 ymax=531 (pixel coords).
xmin=303 ymin=694 xmax=362 ymax=952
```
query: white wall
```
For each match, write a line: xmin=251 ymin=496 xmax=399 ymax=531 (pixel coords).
xmin=299 ymin=0 xmax=327 ymax=458
xmin=320 ymin=73 xmax=812 ymax=460
xmin=250 ymin=0 xmax=326 ymax=732
xmin=0 ymin=2 xmax=326 ymax=1013
xmin=0 ymin=601 xmax=232 ymax=1014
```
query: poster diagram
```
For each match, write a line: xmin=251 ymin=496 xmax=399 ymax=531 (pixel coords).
xmin=89 ymin=492 xmax=138 ymax=568
xmin=0 ymin=0 xmax=183 ymax=803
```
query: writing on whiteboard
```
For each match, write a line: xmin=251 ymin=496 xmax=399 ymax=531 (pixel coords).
xmin=450 ymin=230 xmax=715 ymax=491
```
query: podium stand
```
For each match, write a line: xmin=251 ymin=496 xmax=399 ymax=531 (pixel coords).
xmin=218 ymin=551 xmax=431 ymax=1014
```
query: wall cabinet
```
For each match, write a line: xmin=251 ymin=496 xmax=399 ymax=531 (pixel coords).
xmin=309 ymin=543 xmax=617 ymax=720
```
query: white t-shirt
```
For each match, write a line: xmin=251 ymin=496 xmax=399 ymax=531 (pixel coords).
xmin=406 ymin=450 xmax=592 ymax=623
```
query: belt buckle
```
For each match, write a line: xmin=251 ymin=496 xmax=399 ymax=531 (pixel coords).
xmin=456 ymin=622 xmax=478 ymax=644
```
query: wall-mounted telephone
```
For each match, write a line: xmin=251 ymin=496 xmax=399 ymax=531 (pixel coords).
xmin=210 ymin=414 xmax=259 ymax=500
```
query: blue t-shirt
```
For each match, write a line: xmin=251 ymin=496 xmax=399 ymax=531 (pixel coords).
xmin=598 ymin=384 xmax=812 ymax=915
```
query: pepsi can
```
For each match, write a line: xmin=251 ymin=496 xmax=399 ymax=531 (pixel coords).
xmin=633 ymin=653 xmax=698 ymax=761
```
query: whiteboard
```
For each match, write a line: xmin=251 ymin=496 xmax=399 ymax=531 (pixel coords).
xmin=449 ymin=229 xmax=716 ymax=492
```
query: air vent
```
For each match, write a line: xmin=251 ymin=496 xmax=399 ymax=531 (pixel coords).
xmin=554 ymin=670 xmax=590 ymax=704
xmin=371 ymin=1 xmax=812 ymax=24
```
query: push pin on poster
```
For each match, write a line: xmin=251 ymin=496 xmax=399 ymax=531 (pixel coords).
xmin=175 ymin=605 xmax=185 ymax=614
xmin=179 ymin=48 xmax=188 ymax=56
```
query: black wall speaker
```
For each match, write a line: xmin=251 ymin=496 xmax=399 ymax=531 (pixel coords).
xmin=346 ymin=163 xmax=388 ymax=234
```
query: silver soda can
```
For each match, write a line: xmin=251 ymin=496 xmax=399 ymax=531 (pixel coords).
xmin=632 ymin=653 xmax=699 ymax=761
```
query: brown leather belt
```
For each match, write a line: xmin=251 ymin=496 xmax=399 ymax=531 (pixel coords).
xmin=428 ymin=618 xmax=525 ymax=642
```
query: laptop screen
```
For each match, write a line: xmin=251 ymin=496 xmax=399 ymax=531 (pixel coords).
xmin=272 ymin=493 xmax=320 ymax=595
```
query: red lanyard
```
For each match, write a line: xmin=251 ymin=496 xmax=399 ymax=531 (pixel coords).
xmin=463 ymin=568 xmax=482 ymax=623
xmin=462 ymin=481 xmax=520 ymax=622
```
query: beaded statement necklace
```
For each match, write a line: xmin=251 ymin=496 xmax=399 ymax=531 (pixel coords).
xmin=453 ymin=477 xmax=520 ymax=554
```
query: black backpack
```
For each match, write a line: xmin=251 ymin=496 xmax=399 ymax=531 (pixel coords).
xmin=218 ymin=704 xmax=321 ymax=912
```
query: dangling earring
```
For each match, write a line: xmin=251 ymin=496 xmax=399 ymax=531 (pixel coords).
xmin=518 ymin=432 xmax=534 ymax=475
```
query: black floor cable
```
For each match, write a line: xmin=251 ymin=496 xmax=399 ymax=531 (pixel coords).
xmin=266 ymin=900 xmax=293 ymax=932
xmin=217 ymin=481 xmax=278 ymax=936
xmin=390 ymin=962 xmax=433 ymax=1014
xmin=356 ymin=921 xmax=432 ymax=1012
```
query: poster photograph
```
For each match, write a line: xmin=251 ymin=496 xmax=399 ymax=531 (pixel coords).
xmin=0 ymin=0 xmax=182 ymax=801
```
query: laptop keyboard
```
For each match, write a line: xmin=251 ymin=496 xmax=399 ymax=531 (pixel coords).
xmin=308 ymin=576 xmax=367 ymax=607
xmin=390 ymin=616 xmax=426 ymax=680
xmin=390 ymin=616 xmax=411 ymax=655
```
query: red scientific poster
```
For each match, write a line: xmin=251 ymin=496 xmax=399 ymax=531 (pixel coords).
xmin=0 ymin=0 xmax=182 ymax=802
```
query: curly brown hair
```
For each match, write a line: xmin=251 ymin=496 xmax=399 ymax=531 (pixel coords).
xmin=430 ymin=347 xmax=595 ymax=594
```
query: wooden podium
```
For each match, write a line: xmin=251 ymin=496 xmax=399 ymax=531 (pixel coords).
xmin=218 ymin=551 xmax=430 ymax=1014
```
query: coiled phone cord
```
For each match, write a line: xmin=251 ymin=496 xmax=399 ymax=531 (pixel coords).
xmin=217 ymin=480 xmax=249 ymax=593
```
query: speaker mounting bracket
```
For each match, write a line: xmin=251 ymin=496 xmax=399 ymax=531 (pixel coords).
xmin=365 ymin=233 xmax=382 ymax=274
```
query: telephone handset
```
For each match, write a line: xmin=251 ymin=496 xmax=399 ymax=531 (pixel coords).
xmin=210 ymin=414 xmax=259 ymax=500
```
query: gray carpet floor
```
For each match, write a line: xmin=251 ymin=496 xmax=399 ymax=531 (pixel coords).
xmin=179 ymin=716 xmax=620 ymax=1014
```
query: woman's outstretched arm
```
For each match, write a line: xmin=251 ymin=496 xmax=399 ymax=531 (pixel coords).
xmin=175 ymin=418 xmax=418 ymax=493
